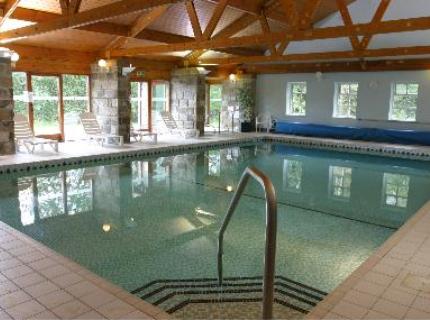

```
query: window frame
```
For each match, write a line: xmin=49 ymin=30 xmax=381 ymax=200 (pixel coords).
xmin=382 ymin=172 xmax=410 ymax=210
xmin=328 ymin=165 xmax=353 ymax=201
xmin=333 ymin=82 xmax=359 ymax=119
xmin=286 ymin=81 xmax=307 ymax=116
xmin=389 ymin=82 xmax=419 ymax=122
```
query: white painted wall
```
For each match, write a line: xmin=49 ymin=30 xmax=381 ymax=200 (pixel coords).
xmin=256 ymin=70 xmax=430 ymax=130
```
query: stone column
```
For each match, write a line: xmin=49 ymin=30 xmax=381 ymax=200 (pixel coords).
xmin=221 ymin=74 xmax=256 ymax=131
xmin=91 ymin=59 xmax=131 ymax=143
xmin=170 ymin=68 xmax=206 ymax=136
xmin=0 ymin=57 xmax=14 ymax=155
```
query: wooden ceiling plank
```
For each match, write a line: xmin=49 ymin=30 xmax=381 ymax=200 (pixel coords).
xmin=0 ymin=0 xmax=22 ymax=28
xmin=360 ymin=0 xmax=391 ymax=49
xmin=185 ymin=0 xmax=203 ymax=40
xmin=336 ymin=0 xmax=361 ymax=51
xmin=0 ymin=0 xmax=180 ymax=42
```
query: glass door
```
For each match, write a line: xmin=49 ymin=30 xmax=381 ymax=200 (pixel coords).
xmin=63 ymin=75 xmax=89 ymax=141
xmin=31 ymin=75 xmax=61 ymax=137
xmin=130 ymin=81 xmax=149 ymax=130
xmin=151 ymin=81 xmax=169 ymax=132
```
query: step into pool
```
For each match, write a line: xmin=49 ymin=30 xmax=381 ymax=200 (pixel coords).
xmin=1 ymin=142 xmax=430 ymax=319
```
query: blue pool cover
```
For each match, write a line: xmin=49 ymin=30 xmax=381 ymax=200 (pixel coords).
xmin=275 ymin=121 xmax=430 ymax=146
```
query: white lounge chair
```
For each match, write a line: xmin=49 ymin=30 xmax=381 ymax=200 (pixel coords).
xmin=255 ymin=113 xmax=273 ymax=132
xmin=160 ymin=111 xmax=199 ymax=139
xmin=79 ymin=112 xmax=124 ymax=146
xmin=14 ymin=114 xmax=59 ymax=153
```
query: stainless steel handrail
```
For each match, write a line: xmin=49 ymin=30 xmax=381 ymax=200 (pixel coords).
xmin=217 ymin=166 xmax=277 ymax=320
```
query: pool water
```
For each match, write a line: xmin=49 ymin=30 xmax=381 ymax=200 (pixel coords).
xmin=1 ymin=142 xmax=430 ymax=318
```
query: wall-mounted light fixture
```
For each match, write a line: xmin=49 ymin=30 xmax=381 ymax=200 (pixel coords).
xmin=98 ymin=58 xmax=108 ymax=68
xmin=229 ymin=73 xmax=237 ymax=82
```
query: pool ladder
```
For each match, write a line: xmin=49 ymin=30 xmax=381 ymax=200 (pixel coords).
xmin=217 ymin=166 xmax=278 ymax=320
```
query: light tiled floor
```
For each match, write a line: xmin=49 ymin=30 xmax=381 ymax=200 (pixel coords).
xmin=0 ymin=221 xmax=170 ymax=319
xmin=307 ymin=201 xmax=430 ymax=320
xmin=2 ymin=133 xmax=430 ymax=319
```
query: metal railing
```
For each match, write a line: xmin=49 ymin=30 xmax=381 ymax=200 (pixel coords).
xmin=217 ymin=166 xmax=278 ymax=319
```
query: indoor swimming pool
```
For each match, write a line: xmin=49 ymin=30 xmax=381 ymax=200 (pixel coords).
xmin=1 ymin=142 xmax=430 ymax=319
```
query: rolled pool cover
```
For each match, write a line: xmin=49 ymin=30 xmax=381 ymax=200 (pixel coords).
xmin=275 ymin=121 xmax=430 ymax=146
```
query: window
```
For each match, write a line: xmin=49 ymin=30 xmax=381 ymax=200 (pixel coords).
xmin=329 ymin=166 xmax=352 ymax=200
xmin=63 ymin=75 xmax=89 ymax=140
xmin=383 ymin=173 xmax=410 ymax=209
xmin=333 ymin=82 xmax=358 ymax=119
xmin=389 ymin=83 xmax=419 ymax=121
xmin=283 ymin=159 xmax=303 ymax=192
xmin=286 ymin=82 xmax=306 ymax=116
xmin=130 ymin=82 xmax=149 ymax=129
xmin=12 ymin=72 xmax=29 ymax=118
xmin=209 ymin=84 xmax=222 ymax=128
xmin=31 ymin=75 xmax=61 ymax=135
xmin=152 ymin=81 xmax=169 ymax=113
xmin=208 ymin=150 xmax=221 ymax=177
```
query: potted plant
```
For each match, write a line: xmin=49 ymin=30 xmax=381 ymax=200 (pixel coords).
xmin=237 ymin=85 xmax=255 ymax=132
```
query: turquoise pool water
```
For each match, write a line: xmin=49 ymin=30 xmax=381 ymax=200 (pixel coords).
xmin=1 ymin=142 xmax=430 ymax=316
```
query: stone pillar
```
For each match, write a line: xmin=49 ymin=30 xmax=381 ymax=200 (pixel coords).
xmin=0 ymin=57 xmax=14 ymax=154
xmin=170 ymin=68 xmax=206 ymax=136
xmin=221 ymin=74 xmax=256 ymax=131
xmin=91 ymin=59 xmax=131 ymax=143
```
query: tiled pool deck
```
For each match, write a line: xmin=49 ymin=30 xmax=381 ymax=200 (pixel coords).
xmin=1 ymin=133 xmax=430 ymax=319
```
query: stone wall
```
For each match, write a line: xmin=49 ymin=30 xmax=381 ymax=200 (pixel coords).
xmin=220 ymin=75 xmax=256 ymax=131
xmin=170 ymin=68 xmax=206 ymax=136
xmin=91 ymin=59 xmax=131 ymax=143
xmin=0 ymin=57 xmax=14 ymax=155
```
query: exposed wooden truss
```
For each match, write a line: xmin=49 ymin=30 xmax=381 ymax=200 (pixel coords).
xmin=0 ymin=0 xmax=181 ymax=42
xmin=108 ymin=15 xmax=430 ymax=56
xmin=0 ymin=0 xmax=21 ymax=29
xmin=1 ymin=0 xmax=430 ymax=75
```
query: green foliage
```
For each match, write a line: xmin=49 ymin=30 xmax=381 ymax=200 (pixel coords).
xmin=12 ymin=73 xmax=89 ymax=130
xmin=237 ymin=85 xmax=254 ymax=122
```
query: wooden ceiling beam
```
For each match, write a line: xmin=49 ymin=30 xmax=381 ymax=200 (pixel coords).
xmin=298 ymin=0 xmax=322 ymax=29
xmin=69 ymin=0 xmax=82 ymax=14
xmin=242 ymin=58 xmax=430 ymax=74
xmin=0 ymin=0 xmax=21 ymax=28
xmin=199 ymin=45 xmax=430 ymax=65
xmin=185 ymin=0 xmax=203 ymax=40
xmin=360 ymin=0 xmax=391 ymax=50
xmin=104 ymin=4 xmax=170 ymax=51
xmin=336 ymin=0 xmax=361 ymax=51
xmin=109 ymin=16 xmax=430 ymax=56
xmin=59 ymin=0 xmax=69 ymax=15
xmin=0 ymin=0 xmax=181 ymax=43
xmin=203 ymin=0 xmax=229 ymax=39
xmin=259 ymin=12 xmax=277 ymax=55
xmin=279 ymin=0 xmax=299 ymax=26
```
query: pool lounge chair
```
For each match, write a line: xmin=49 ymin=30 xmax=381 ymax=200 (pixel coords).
xmin=160 ymin=111 xmax=199 ymax=139
xmin=14 ymin=114 xmax=59 ymax=153
xmin=79 ymin=112 xmax=124 ymax=146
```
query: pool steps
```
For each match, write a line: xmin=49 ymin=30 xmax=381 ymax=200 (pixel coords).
xmin=131 ymin=276 xmax=327 ymax=315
